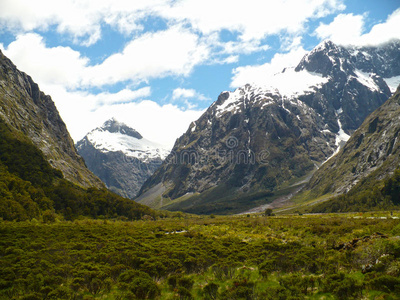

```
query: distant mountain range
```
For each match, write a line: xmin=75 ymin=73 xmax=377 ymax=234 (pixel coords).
xmin=2 ymin=37 xmax=400 ymax=218
xmin=137 ymin=40 xmax=400 ymax=214
xmin=76 ymin=118 xmax=170 ymax=199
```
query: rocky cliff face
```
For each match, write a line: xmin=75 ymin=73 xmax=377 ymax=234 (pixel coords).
xmin=76 ymin=119 xmax=169 ymax=199
xmin=295 ymin=40 xmax=392 ymax=132
xmin=137 ymin=40 xmax=400 ymax=214
xmin=0 ymin=50 xmax=103 ymax=188
xmin=304 ymin=84 xmax=400 ymax=197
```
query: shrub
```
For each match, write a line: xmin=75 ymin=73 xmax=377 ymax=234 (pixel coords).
xmin=42 ymin=210 xmax=56 ymax=223
xmin=178 ymin=277 xmax=194 ymax=291
xmin=322 ymin=273 xmax=363 ymax=300
xmin=203 ymin=282 xmax=219 ymax=300
xmin=129 ymin=277 xmax=160 ymax=299
xmin=119 ymin=270 xmax=159 ymax=299
xmin=167 ymin=274 xmax=181 ymax=290
xmin=176 ymin=286 xmax=193 ymax=300
xmin=264 ymin=208 xmax=273 ymax=216
xmin=366 ymin=274 xmax=400 ymax=293
xmin=221 ymin=278 xmax=255 ymax=300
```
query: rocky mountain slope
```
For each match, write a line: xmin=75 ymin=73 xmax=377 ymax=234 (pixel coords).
xmin=303 ymin=84 xmax=400 ymax=199
xmin=0 ymin=50 xmax=103 ymax=188
xmin=76 ymin=119 xmax=170 ymax=199
xmin=137 ymin=40 xmax=400 ymax=214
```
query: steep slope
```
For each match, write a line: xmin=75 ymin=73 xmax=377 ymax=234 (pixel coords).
xmin=0 ymin=50 xmax=103 ymax=188
xmin=76 ymin=119 xmax=169 ymax=199
xmin=303 ymin=85 xmax=400 ymax=201
xmin=137 ymin=40 xmax=398 ymax=214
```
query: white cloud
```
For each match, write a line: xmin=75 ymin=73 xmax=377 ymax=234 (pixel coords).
xmin=3 ymin=29 xmax=209 ymax=89
xmin=172 ymin=88 xmax=209 ymax=101
xmin=3 ymin=33 xmax=88 ymax=88
xmin=172 ymin=88 xmax=196 ymax=99
xmin=231 ymin=47 xmax=308 ymax=87
xmin=315 ymin=13 xmax=365 ymax=45
xmin=315 ymin=9 xmax=400 ymax=46
xmin=93 ymin=87 xmax=151 ymax=107
xmin=162 ymin=0 xmax=345 ymax=41
xmin=83 ymin=26 xmax=210 ymax=86
xmin=0 ymin=0 xmax=167 ymax=46
xmin=221 ymin=41 xmax=270 ymax=55
xmin=0 ymin=0 xmax=345 ymax=47
xmin=281 ymin=36 xmax=304 ymax=51
xmin=220 ymin=55 xmax=239 ymax=64
xmin=358 ymin=8 xmax=400 ymax=45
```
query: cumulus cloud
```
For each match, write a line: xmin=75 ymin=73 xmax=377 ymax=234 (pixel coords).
xmin=219 ymin=55 xmax=240 ymax=64
xmin=172 ymin=88 xmax=196 ymax=99
xmin=0 ymin=0 xmax=345 ymax=47
xmin=172 ymin=88 xmax=209 ymax=101
xmin=315 ymin=13 xmax=366 ymax=45
xmin=3 ymin=28 xmax=209 ymax=89
xmin=3 ymin=33 xmax=88 ymax=88
xmin=315 ymin=8 xmax=400 ymax=46
xmin=93 ymin=87 xmax=152 ymax=107
xmin=162 ymin=0 xmax=345 ymax=41
xmin=358 ymin=8 xmax=400 ymax=45
xmin=201 ymin=32 xmax=271 ymax=59
xmin=0 ymin=0 xmax=166 ymax=45
xmin=230 ymin=47 xmax=308 ymax=87
xmin=83 ymin=26 xmax=210 ymax=86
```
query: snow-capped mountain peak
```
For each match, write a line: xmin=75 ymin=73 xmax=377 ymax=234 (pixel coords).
xmin=101 ymin=117 xmax=143 ymax=139
xmin=76 ymin=118 xmax=170 ymax=199
xmin=78 ymin=118 xmax=170 ymax=162
xmin=216 ymin=40 xmax=400 ymax=124
xmin=296 ymin=39 xmax=400 ymax=93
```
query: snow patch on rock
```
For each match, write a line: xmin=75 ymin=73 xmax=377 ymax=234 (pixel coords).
xmin=354 ymin=70 xmax=380 ymax=92
xmin=384 ymin=76 xmax=400 ymax=93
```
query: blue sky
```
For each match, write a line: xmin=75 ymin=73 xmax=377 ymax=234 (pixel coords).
xmin=0 ymin=0 xmax=399 ymax=146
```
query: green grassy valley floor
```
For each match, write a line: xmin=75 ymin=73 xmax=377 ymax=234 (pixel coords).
xmin=1 ymin=212 xmax=400 ymax=299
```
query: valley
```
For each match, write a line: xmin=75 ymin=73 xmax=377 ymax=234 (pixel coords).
xmin=1 ymin=212 xmax=400 ymax=299
xmin=1 ymin=2 xmax=400 ymax=300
